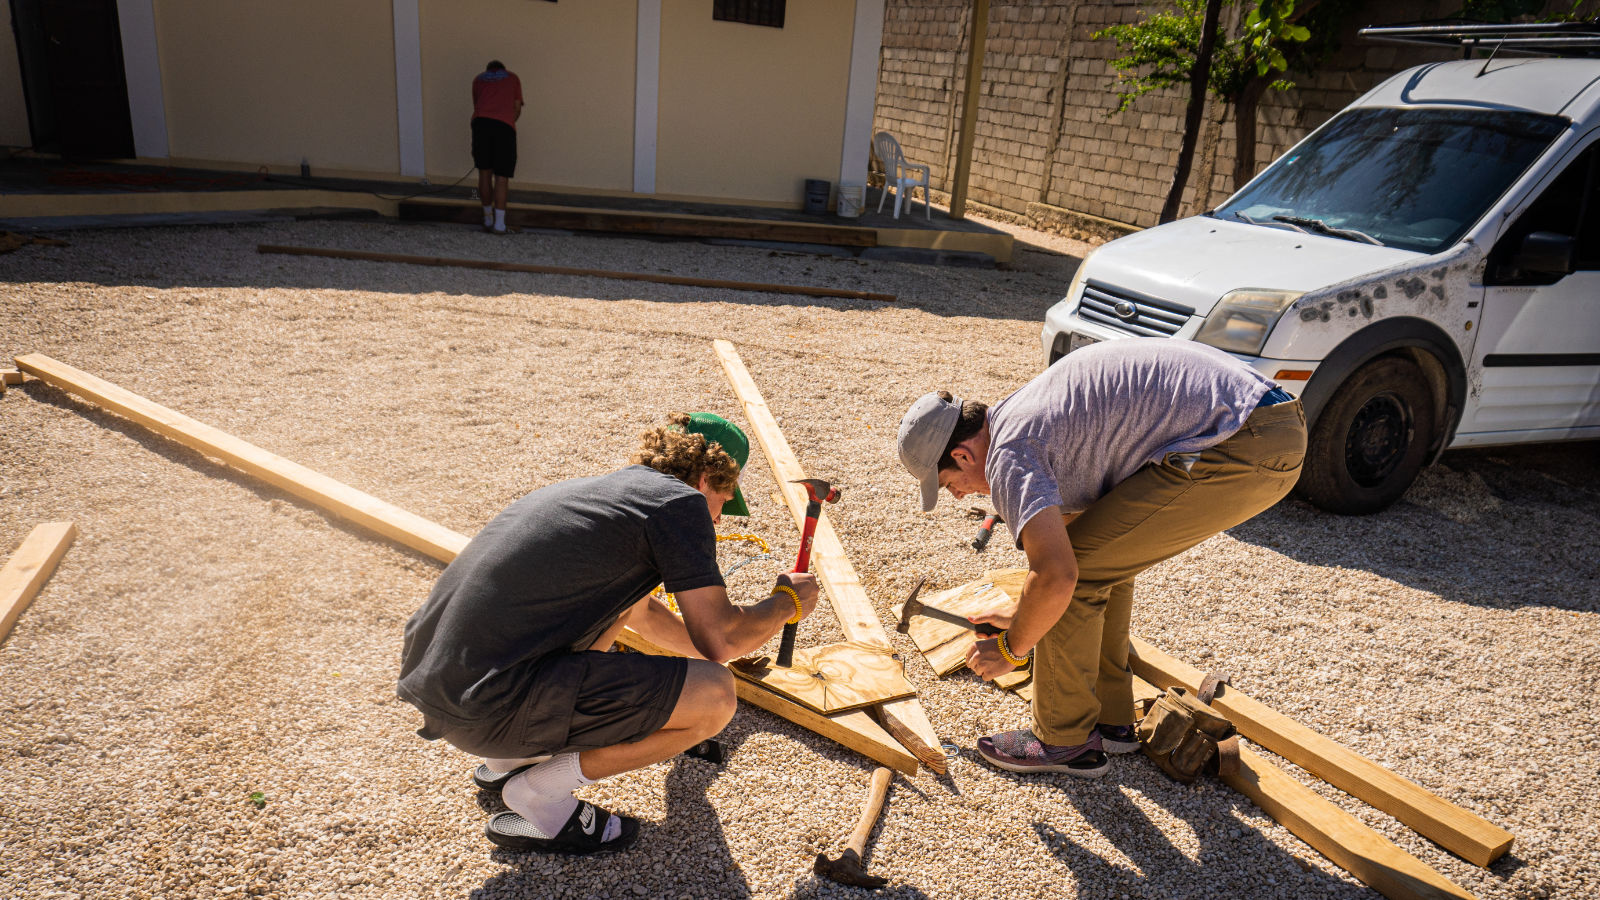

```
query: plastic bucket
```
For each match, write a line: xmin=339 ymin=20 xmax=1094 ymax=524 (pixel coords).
xmin=803 ymin=178 xmax=830 ymax=214
xmin=836 ymin=183 xmax=865 ymax=218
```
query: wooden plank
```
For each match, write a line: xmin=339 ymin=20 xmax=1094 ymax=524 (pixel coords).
xmin=981 ymin=566 xmax=1510 ymax=866
xmin=14 ymin=356 xmax=914 ymax=772
xmin=713 ymin=339 xmax=947 ymax=774
xmin=1130 ymin=637 xmax=1513 ymax=867
xmin=399 ymin=199 xmax=879 ymax=248
xmin=620 ymin=631 xmax=918 ymax=775
xmin=0 ymin=522 xmax=77 ymax=645
xmin=257 ymin=244 xmax=896 ymax=303
xmin=1 ymin=368 xmax=22 ymax=385
xmin=15 ymin=354 xmax=471 ymax=563
xmin=1133 ymin=679 xmax=1477 ymax=900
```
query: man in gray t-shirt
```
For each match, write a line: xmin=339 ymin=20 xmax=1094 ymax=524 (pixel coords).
xmin=398 ymin=413 xmax=818 ymax=854
xmin=896 ymin=338 xmax=1305 ymax=777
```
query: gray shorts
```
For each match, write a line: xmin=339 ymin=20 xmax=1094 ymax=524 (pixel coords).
xmin=420 ymin=651 xmax=688 ymax=758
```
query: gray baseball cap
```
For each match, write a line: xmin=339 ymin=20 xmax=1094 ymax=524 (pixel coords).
xmin=897 ymin=392 xmax=962 ymax=512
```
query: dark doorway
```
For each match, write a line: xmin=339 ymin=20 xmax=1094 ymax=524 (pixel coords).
xmin=9 ymin=0 xmax=135 ymax=158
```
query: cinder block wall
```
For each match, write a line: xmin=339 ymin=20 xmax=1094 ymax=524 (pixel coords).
xmin=874 ymin=0 xmax=1476 ymax=231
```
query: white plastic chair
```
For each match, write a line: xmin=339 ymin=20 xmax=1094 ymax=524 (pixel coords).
xmin=873 ymin=131 xmax=931 ymax=220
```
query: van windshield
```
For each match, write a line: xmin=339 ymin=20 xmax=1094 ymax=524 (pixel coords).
xmin=1215 ymin=107 xmax=1566 ymax=253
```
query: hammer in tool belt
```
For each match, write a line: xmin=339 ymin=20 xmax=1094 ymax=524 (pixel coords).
xmin=813 ymin=766 xmax=892 ymax=889
xmin=776 ymin=477 xmax=839 ymax=668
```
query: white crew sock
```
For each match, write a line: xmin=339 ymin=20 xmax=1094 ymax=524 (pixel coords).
xmin=482 ymin=204 xmax=494 ymax=227
xmin=493 ymin=208 xmax=507 ymax=232
xmin=501 ymin=753 xmax=619 ymax=841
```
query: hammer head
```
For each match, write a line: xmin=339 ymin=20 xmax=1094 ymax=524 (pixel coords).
xmin=791 ymin=478 xmax=840 ymax=504
xmin=894 ymin=577 xmax=927 ymax=634
xmin=813 ymin=848 xmax=886 ymax=889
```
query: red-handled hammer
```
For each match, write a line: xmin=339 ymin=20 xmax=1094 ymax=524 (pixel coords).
xmin=777 ymin=477 xmax=839 ymax=667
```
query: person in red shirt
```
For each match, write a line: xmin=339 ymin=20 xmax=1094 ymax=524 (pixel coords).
xmin=471 ymin=60 xmax=523 ymax=234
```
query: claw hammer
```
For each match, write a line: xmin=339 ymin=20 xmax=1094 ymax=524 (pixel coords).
xmin=777 ymin=477 xmax=839 ymax=667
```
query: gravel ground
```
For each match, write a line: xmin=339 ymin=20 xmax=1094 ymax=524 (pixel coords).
xmin=2 ymin=216 xmax=1596 ymax=900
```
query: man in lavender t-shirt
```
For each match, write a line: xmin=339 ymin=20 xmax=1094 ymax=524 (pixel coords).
xmin=896 ymin=338 xmax=1306 ymax=777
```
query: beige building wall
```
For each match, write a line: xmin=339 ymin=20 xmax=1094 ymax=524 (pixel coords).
xmin=420 ymin=0 xmax=636 ymax=192
xmin=152 ymin=0 xmax=400 ymax=175
xmin=657 ymin=0 xmax=854 ymax=204
xmin=0 ymin=2 xmax=31 ymax=147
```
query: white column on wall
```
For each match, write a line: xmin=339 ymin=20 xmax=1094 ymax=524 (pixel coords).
xmin=633 ymin=0 xmax=661 ymax=194
xmin=839 ymin=0 xmax=884 ymax=192
xmin=115 ymin=0 xmax=168 ymax=158
xmin=393 ymin=0 xmax=425 ymax=177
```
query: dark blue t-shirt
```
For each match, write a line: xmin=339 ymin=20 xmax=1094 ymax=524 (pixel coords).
xmin=397 ymin=466 xmax=722 ymax=726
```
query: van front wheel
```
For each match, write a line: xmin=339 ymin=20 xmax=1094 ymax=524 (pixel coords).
xmin=1296 ymin=357 xmax=1436 ymax=515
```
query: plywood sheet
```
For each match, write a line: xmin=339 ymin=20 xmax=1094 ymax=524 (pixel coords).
xmin=731 ymin=641 xmax=915 ymax=714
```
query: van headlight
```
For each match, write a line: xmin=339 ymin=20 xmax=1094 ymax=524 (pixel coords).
xmin=1194 ymin=289 xmax=1303 ymax=355
xmin=1062 ymin=246 xmax=1099 ymax=311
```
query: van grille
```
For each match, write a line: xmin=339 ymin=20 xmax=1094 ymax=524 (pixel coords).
xmin=1077 ymin=282 xmax=1193 ymax=337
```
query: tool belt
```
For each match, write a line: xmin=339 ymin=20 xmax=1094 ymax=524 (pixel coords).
xmin=1135 ymin=673 xmax=1240 ymax=784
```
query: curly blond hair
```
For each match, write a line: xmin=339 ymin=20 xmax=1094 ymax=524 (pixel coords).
xmin=631 ymin=412 xmax=741 ymax=493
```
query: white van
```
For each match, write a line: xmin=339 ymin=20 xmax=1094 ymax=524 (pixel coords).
xmin=1041 ymin=42 xmax=1600 ymax=514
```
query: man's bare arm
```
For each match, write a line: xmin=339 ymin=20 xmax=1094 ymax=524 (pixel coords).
xmin=967 ymin=508 xmax=1078 ymax=679
xmin=619 ymin=592 xmax=704 ymax=658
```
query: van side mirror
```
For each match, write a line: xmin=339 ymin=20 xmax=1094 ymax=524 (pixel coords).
xmin=1513 ymin=232 xmax=1574 ymax=276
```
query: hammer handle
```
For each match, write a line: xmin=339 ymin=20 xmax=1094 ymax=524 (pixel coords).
xmin=775 ymin=622 xmax=798 ymax=667
xmin=778 ymin=498 xmax=823 ymax=668
xmin=845 ymin=767 xmax=894 ymax=857
xmin=971 ymin=515 xmax=998 ymax=552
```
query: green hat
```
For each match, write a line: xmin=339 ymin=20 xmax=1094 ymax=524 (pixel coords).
xmin=686 ymin=412 xmax=750 ymax=517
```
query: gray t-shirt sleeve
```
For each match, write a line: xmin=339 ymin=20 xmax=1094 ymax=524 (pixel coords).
xmin=988 ymin=440 xmax=1064 ymax=548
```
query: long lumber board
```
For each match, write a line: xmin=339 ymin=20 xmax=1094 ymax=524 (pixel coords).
xmin=1130 ymin=637 xmax=1512 ymax=866
xmin=1131 ymin=679 xmax=1476 ymax=900
xmin=257 ymin=244 xmax=896 ymax=303
xmin=399 ymin=198 xmax=879 ymax=248
xmin=0 ymin=522 xmax=78 ymax=645
xmin=14 ymin=355 xmax=915 ymax=773
xmin=15 ymin=354 xmax=467 ymax=562
xmin=713 ymin=339 xmax=947 ymax=773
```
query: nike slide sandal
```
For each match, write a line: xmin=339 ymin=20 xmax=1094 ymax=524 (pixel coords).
xmin=485 ymin=801 xmax=639 ymax=854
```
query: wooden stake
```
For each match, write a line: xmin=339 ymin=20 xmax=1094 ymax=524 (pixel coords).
xmin=713 ymin=339 xmax=948 ymax=773
xmin=0 ymin=522 xmax=77 ymax=645
xmin=1133 ymin=679 xmax=1477 ymax=900
xmin=257 ymin=244 xmax=895 ymax=303
xmin=13 ymin=355 xmax=917 ymax=773
xmin=1130 ymin=637 xmax=1513 ymax=867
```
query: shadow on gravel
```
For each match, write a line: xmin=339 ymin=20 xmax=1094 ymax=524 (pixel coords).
xmin=0 ymin=222 xmax=1078 ymax=323
xmin=1228 ymin=441 xmax=1600 ymax=613
xmin=474 ymin=747 xmax=754 ymax=899
xmin=1042 ymin=764 xmax=1370 ymax=898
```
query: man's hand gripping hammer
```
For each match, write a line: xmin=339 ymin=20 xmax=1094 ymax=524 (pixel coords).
xmin=777 ymin=477 xmax=839 ymax=667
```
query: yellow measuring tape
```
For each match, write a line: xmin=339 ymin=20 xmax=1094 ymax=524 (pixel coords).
xmin=651 ymin=532 xmax=773 ymax=613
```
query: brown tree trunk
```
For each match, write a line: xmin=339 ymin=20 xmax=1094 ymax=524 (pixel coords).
xmin=1231 ymin=77 xmax=1270 ymax=190
xmin=1159 ymin=0 xmax=1223 ymax=224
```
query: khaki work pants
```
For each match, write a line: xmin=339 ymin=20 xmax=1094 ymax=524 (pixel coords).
xmin=1032 ymin=400 xmax=1307 ymax=746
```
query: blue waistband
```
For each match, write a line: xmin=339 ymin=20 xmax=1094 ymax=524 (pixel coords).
xmin=1257 ymin=386 xmax=1295 ymax=407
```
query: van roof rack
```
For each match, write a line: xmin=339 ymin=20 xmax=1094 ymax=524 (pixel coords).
xmin=1359 ymin=20 xmax=1600 ymax=59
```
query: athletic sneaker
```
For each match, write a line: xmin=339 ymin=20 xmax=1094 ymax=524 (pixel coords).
xmin=485 ymin=801 xmax=640 ymax=854
xmin=977 ymin=728 xmax=1109 ymax=777
xmin=1095 ymin=723 xmax=1141 ymax=754
xmin=472 ymin=758 xmax=552 ymax=792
